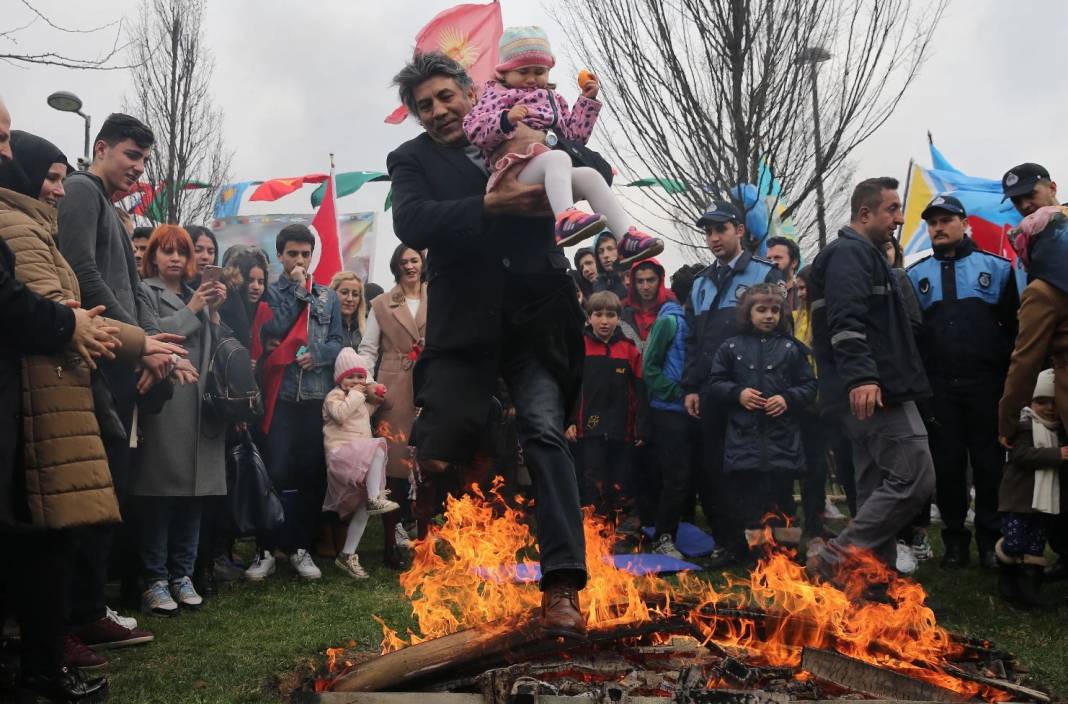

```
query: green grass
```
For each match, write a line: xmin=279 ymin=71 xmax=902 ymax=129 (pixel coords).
xmin=102 ymin=520 xmax=1068 ymax=703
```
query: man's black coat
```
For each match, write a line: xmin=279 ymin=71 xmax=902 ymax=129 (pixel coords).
xmin=386 ymin=132 xmax=585 ymax=462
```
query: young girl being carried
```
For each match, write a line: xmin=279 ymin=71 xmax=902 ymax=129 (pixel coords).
xmin=323 ymin=347 xmax=401 ymax=579
xmin=462 ymin=25 xmax=663 ymax=266
xmin=705 ymin=284 xmax=817 ymax=563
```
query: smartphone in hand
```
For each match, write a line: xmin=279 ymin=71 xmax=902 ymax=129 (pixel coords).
xmin=201 ymin=265 xmax=224 ymax=284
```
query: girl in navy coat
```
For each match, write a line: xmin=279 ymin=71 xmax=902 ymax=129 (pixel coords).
xmin=706 ymin=284 xmax=817 ymax=559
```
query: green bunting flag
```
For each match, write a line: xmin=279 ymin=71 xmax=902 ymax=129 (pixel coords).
xmin=309 ymin=171 xmax=390 ymax=207
xmin=625 ymin=177 xmax=689 ymax=194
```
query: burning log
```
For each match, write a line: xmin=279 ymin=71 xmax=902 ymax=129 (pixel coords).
xmin=800 ymin=647 xmax=969 ymax=702
xmin=331 ymin=610 xmax=698 ymax=693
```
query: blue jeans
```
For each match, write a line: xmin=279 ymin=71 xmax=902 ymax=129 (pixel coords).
xmin=138 ymin=496 xmax=203 ymax=582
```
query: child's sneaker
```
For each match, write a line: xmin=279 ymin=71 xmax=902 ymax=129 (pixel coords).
xmin=367 ymin=491 xmax=401 ymax=516
xmin=335 ymin=552 xmax=370 ymax=580
xmin=617 ymin=226 xmax=664 ymax=266
xmin=555 ymin=208 xmax=607 ymax=248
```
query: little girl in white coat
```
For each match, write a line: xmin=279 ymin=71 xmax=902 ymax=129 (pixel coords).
xmin=323 ymin=347 xmax=400 ymax=579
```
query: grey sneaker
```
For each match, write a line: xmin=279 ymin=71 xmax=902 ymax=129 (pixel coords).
xmin=141 ymin=580 xmax=178 ymax=616
xmin=244 ymin=550 xmax=276 ymax=581
xmin=394 ymin=523 xmax=413 ymax=548
xmin=335 ymin=552 xmax=369 ymax=580
xmin=170 ymin=576 xmax=203 ymax=609
xmin=652 ymin=534 xmax=685 ymax=560
xmin=911 ymin=532 xmax=933 ymax=561
xmin=290 ymin=549 xmax=322 ymax=580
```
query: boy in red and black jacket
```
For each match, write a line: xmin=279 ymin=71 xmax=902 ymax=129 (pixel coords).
xmin=567 ymin=291 xmax=650 ymax=523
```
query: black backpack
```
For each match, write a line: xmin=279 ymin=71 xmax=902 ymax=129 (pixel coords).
xmin=203 ymin=336 xmax=262 ymax=422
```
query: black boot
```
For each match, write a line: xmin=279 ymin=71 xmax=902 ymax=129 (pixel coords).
xmin=940 ymin=528 xmax=971 ymax=568
xmin=1017 ymin=563 xmax=1055 ymax=610
xmin=997 ymin=562 xmax=1021 ymax=603
xmin=21 ymin=666 xmax=108 ymax=702
xmin=193 ymin=559 xmax=216 ymax=598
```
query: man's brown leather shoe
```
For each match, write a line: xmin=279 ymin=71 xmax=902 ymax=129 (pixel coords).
xmin=540 ymin=582 xmax=587 ymax=640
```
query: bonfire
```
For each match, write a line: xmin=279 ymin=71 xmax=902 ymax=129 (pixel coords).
xmin=310 ymin=478 xmax=1047 ymax=703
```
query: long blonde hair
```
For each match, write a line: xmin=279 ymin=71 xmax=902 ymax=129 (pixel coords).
xmin=330 ymin=271 xmax=367 ymax=336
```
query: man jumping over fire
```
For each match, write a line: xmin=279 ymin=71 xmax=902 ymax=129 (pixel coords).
xmin=387 ymin=52 xmax=589 ymax=639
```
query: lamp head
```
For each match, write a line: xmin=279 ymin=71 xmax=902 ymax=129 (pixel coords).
xmin=47 ymin=91 xmax=83 ymax=114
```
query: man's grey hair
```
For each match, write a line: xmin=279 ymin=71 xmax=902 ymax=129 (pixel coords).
xmin=392 ymin=52 xmax=474 ymax=119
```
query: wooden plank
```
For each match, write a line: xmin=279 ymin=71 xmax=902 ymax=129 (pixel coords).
xmin=800 ymin=648 xmax=969 ymax=703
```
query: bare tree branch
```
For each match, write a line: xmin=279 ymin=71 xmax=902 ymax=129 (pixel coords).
xmin=126 ymin=0 xmax=231 ymax=225
xmin=1 ymin=1 xmax=135 ymax=70
xmin=558 ymin=0 xmax=946 ymax=255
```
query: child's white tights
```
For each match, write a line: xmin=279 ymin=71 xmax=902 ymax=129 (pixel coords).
xmin=342 ymin=446 xmax=387 ymax=555
xmin=518 ymin=149 xmax=630 ymax=235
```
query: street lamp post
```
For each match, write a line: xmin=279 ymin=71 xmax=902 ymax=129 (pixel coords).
xmin=795 ymin=47 xmax=831 ymax=250
xmin=46 ymin=90 xmax=91 ymax=170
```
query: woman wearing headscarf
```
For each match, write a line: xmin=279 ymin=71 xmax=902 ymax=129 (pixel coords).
xmin=0 ymin=129 xmax=181 ymax=691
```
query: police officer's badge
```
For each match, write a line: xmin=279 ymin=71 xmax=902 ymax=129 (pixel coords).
xmin=735 ymin=284 xmax=749 ymax=299
xmin=918 ymin=278 xmax=931 ymax=294
xmin=978 ymin=272 xmax=991 ymax=288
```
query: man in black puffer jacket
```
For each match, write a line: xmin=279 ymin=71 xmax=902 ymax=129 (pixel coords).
xmin=807 ymin=177 xmax=934 ymax=577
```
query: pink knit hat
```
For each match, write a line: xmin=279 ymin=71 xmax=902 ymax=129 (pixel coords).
xmin=334 ymin=347 xmax=369 ymax=384
xmin=495 ymin=26 xmax=555 ymax=74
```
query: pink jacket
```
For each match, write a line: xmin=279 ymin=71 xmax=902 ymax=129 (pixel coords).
xmin=462 ymin=81 xmax=602 ymax=159
xmin=322 ymin=382 xmax=386 ymax=454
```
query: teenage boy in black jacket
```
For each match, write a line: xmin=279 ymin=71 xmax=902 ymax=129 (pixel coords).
xmin=807 ymin=177 xmax=935 ymax=577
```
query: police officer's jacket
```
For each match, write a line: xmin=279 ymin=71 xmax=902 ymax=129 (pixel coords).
xmin=905 ymin=237 xmax=1019 ymax=385
xmin=681 ymin=250 xmax=784 ymax=394
xmin=810 ymin=227 xmax=930 ymax=413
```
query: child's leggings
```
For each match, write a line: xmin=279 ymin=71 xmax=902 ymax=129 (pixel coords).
xmin=1002 ymin=512 xmax=1047 ymax=558
xmin=518 ymin=149 xmax=630 ymax=234
xmin=342 ymin=446 xmax=387 ymax=555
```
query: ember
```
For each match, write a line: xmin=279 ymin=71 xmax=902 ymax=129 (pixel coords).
xmin=312 ymin=479 xmax=1046 ymax=702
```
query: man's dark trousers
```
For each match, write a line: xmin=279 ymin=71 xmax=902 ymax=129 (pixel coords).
xmin=262 ymin=399 xmax=327 ymax=553
xmin=650 ymin=409 xmax=700 ymax=539
xmin=927 ymin=380 xmax=1004 ymax=554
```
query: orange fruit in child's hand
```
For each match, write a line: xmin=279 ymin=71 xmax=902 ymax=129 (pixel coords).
xmin=577 ymin=69 xmax=595 ymax=89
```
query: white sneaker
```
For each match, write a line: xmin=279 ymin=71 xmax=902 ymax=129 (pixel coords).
xmin=290 ymin=548 xmax=322 ymax=580
xmin=824 ymin=498 xmax=846 ymax=520
xmin=105 ymin=606 xmax=138 ymax=631
xmin=895 ymin=540 xmax=918 ymax=575
xmin=652 ymin=533 xmax=685 ymax=560
xmin=394 ymin=523 xmax=413 ymax=548
xmin=367 ymin=492 xmax=401 ymax=516
xmin=911 ymin=532 xmax=933 ymax=561
xmin=929 ymin=504 xmax=942 ymax=524
xmin=335 ymin=552 xmax=369 ymax=580
xmin=244 ymin=550 xmax=276 ymax=581
xmin=141 ymin=580 xmax=178 ymax=616
xmin=169 ymin=576 xmax=203 ymax=609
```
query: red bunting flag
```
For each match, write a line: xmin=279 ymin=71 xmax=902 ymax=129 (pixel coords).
xmin=249 ymin=173 xmax=328 ymax=202
xmin=385 ymin=1 xmax=503 ymax=124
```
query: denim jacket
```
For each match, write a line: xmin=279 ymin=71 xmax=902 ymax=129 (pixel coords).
xmin=262 ymin=276 xmax=344 ymax=401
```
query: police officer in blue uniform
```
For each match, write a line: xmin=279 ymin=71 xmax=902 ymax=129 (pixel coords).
xmin=682 ymin=200 xmax=784 ymax=563
xmin=906 ymin=195 xmax=1019 ymax=569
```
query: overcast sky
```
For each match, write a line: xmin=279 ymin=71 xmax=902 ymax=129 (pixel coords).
xmin=4 ymin=0 xmax=1067 ymax=281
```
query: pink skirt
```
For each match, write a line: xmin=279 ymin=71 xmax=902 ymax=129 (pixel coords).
xmin=324 ymin=437 xmax=388 ymax=519
xmin=486 ymin=142 xmax=550 ymax=192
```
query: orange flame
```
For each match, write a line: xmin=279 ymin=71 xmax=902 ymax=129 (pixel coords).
xmin=375 ymin=478 xmax=1008 ymax=701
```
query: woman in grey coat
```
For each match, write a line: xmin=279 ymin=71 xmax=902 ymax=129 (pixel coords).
xmin=133 ymin=225 xmax=228 ymax=616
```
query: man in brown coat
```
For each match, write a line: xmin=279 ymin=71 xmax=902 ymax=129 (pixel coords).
xmin=998 ymin=162 xmax=1068 ymax=582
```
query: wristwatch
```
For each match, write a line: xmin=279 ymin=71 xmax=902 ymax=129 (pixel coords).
xmin=544 ymin=131 xmax=559 ymax=148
